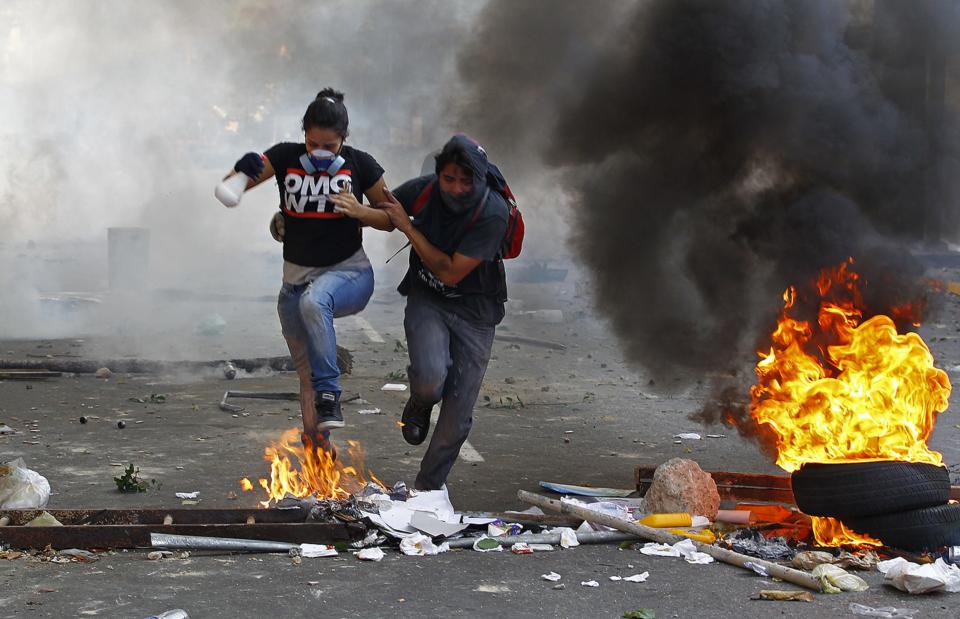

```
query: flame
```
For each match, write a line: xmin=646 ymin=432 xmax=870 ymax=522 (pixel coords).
xmin=750 ymin=259 xmax=951 ymax=473
xmin=240 ymin=428 xmax=384 ymax=507
xmin=239 ymin=478 xmax=253 ymax=491
xmin=810 ymin=517 xmax=883 ymax=547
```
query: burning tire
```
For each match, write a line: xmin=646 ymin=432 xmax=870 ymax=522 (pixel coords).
xmin=790 ymin=461 xmax=950 ymax=518
xmin=841 ymin=503 xmax=960 ymax=551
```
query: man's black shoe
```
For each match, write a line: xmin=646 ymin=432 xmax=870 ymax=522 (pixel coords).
xmin=315 ymin=391 xmax=345 ymax=430
xmin=401 ymin=397 xmax=432 ymax=445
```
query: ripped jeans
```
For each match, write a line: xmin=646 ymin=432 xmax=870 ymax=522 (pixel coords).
xmin=277 ymin=263 xmax=374 ymax=439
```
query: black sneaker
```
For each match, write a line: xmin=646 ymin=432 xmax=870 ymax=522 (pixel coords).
xmin=401 ymin=396 xmax=432 ymax=445
xmin=315 ymin=391 xmax=345 ymax=430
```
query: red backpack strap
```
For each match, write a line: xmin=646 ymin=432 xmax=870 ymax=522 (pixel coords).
xmin=411 ymin=180 xmax=435 ymax=217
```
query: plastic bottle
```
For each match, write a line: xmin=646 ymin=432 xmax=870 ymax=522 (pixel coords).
xmin=214 ymin=172 xmax=250 ymax=207
xmin=145 ymin=611 xmax=189 ymax=619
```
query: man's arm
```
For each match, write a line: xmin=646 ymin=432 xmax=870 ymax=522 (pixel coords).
xmin=379 ymin=190 xmax=481 ymax=286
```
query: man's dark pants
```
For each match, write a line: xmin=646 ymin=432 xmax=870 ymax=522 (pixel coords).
xmin=403 ymin=291 xmax=495 ymax=490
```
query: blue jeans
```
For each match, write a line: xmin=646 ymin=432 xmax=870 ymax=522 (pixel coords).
xmin=278 ymin=264 xmax=374 ymax=437
xmin=404 ymin=291 xmax=496 ymax=490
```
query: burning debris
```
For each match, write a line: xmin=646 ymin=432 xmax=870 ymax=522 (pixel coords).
xmin=240 ymin=428 xmax=385 ymax=507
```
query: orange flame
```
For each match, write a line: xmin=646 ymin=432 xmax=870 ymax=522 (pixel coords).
xmin=750 ymin=259 xmax=951 ymax=474
xmin=810 ymin=517 xmax=883 ymax=547
xmin=240 ymin=428 xmax=384 ymax=507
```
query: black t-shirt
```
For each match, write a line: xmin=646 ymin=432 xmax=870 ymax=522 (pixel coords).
xmin=264 ymin=143 xmax=384 ymax=267
xmin=393 ymin=175 xmax=509 ymax=326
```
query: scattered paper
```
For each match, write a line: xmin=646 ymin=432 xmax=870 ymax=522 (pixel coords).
xmin=609 ymin=576 xmax=622 ymax=581
xmin=488 ymin=521 xmax=522 ymax=537
xmin=641 ymin=540 xmax=712 ymax=564
xmin=673 ymin=433 xmax=702 ymax=440
xmin=0 ymin=424 xmax=15 ymax=434
xmin=691 ymin=516 xmax=710 ymax=528
xmin=510 ymin=543 xmax=533 ymax=555
xmin=529 ymin=544 xmax=554 ymax=552
xmin=580 ymin=580 xmax=599 ymax=587
xmin=175 ymin=492 xmax=199 ymax=499
xmin=462 ymin=516 xmax=498 ymax=525
xmin=541 ymin=572 xmax=562 ymax=582
xmin=357 ymin=408 xmax=382 ymax=415
xmin=877 ymin=557 xmax=960 ymax=594
xmin=355 ymin=547 xmax=385 ymax=562
xmin=744 ymin=561 xmax=770 ymax=577
xmin=299 ymin=544 xmax=338 ymax=558
xmin=381 ymin=383 xmax=408 ymax=391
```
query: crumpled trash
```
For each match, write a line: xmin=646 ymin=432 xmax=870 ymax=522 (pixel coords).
xmin=541 ymin=571 xmax=562 ymax=582
xmin=877 ymin=557 xmax=960 ymax=594
xmin=472 ymin=535 xmax=503 ymax=553
xmin=744 ymin=561 xmax=769 ymax=577
xmin=580 ymin=580 xmax=599 ymax=587
xmin=848 ymin=602 xmax=919 ymax=617
xmin=355 ymin=547 xmax=385 ymax=562
xmin=811 ymin=563 xmax=869 ymax=593
xmin=751 ymin=590 xmax=814 ymax=602
xmin=791 ymin=550 xmax=878 ymax=571
xmin=488 ymin=520 xmax=522 ymax=537
xmin=25 ymin=511 xmax=62 ymax=527
xmin=175 ymin=492 xmax=199 ymax=499
xmin=0 ymin=423 xmax=15 ymax=435
xmin=58 ymin=549 xmax=98 ymax=563
xmin=674 ymin=433 xmax=702 ymax=440
xmin=0 ymin=458 xmax=51 ymax=509
xmin=552 ymin=527 xmax=579 ymax=548
xmin=400 ymin=533 xmax=449 ymax=556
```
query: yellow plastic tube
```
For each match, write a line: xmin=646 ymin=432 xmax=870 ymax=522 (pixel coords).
xmin=637 ymin=513 xmax=692 ymax=528
xmin=667 ymin=528 xmax=717 ymax=544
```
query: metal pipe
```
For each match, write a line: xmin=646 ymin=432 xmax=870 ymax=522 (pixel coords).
xmin=446 ymin=530 xmax=637 ymax=549
xmin=150 ymin=533 xmax=296 ymax=553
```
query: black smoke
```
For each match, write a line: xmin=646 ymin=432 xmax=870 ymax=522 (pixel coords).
xmin=451 ymin=0 xmax=960 ymax=438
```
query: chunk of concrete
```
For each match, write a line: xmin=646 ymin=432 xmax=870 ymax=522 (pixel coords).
xmin=643 ymin=458 xmax=719 ymax=519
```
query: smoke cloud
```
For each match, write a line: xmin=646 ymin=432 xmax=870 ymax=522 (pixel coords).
xmin=0 ymin=0 xmax=476 ymax=345
xmin=451 ymin=0 xmax=960 ymax=437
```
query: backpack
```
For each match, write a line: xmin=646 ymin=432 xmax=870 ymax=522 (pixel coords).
xmin=411 ymin=164 xmax=524 ymax=259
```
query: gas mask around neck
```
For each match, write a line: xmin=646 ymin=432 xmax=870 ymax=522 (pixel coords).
xmin=300 ymin=148 xmax=345 ymax=175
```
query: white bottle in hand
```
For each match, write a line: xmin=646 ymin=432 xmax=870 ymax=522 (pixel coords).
xmin=215 ymin=173 xmax=250 ymax=207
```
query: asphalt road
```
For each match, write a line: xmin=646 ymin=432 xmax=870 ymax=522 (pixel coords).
xmin=2 ymin=262 xmax=960 ymax=618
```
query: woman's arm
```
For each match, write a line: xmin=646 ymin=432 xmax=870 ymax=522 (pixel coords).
xmin=222 ymin=153 xmax=275 ymax=189
xmin=328 ymin=175 xmax=393 ymax=230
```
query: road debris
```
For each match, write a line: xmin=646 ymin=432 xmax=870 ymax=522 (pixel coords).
xmin=381 ymin=383 xmax=408 ymax=391
xmin=848 ymin=603 xmax=919 ymax=617
xmin=751 ymin=589 xmax=814 ymax=602
xmin=580 ymin=580 xmax=599 ymax=587
xmin=541 ymin=571 xmax=562 ymax=582
xmin=355 ymin=547 xmax=385 ymax=561
xmin=811 ymin=564 xmax=869 ymax=593
xmin=877 ymin=557 xmax=960 ymax=594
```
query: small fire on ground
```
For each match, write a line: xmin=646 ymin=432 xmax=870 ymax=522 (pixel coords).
xmin=748 ymin=258 xmax=951 ymax=546
xmin=240 ymin=428 xmax=384 ymax=507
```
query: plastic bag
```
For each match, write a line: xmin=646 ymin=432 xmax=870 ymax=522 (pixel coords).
xmin=811 ymin=563 xmax=870 ymax=593
xmin=0 ymin=458 xmax=51 ymax=509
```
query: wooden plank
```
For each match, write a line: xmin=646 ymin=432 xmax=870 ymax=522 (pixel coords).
xmin=635 ymin=466 xmax=791 ymax=489
xmin=0 ymin=508 xmax=312 ymax=526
